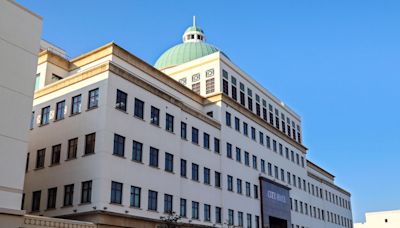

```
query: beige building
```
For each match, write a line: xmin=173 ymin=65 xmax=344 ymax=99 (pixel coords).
xmin=354 ymin=210 xmax=400 ymax=228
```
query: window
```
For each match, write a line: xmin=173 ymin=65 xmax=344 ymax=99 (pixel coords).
xmin=281 ymin=169 xmax=285 ymax=182
xmin=71 ymin=95 xmax=82 ymax=115
xmin=149 ymin=147 xmax=159 ymax=167
xmin=192 ymin=163 xmax=199 ymax=181
xmin=165 ymin=152 xmax=174 ymax=172
xmin=192 ymin=201 xmax=199 ymax=219
xmin=85 ymin=133 xmax=96 ymax=155
xmin=252 ymin=155 xmax=257 ymax=169
xmin=36 ymin=149 xmax=45 ymax=169
xmin=248 ymin=97 xmax=253 ymax=111
xmin=266 ymin=136 xmax=271 ymax=149
xmin=180 ymin=198 xmax=187 ymax=217
xmin=111 ymin=181 xmax=123 ymax=204
xmin=113 ymin=134 xmax=125 ymax=157
xmin=31 ymin=190 xmax=41 ymax=212
xmin=130 ymin=186 xmax=141 ymax=208
xmin=47 ymin=187 xmax=57 ymax=209
xmin=247 ymin=214 xmax=252 ymax=228
xmin=216 ymin=207 xmax=222 ymax=223
xmin=55 ymin=100 xmax=65 ymax=120
xmin=240 ymin=91 xmax=245 ymax=106
xmin=238 ymin=211 xmax=244 ymax=227
xmin=243 ymin=122 xmax=248 ymax=136
xmin=234 ymin=117 xmax=240 ymax=131
xmin=227 ymin=175 xmax=233 ymax=191
xmin=181 ymin=122 xmax=187 ymax=139
xmin=272 ymin=140 xmax=277 ymax=152
xmin=116 ymin=90 xmax=127 ymax=111
xmin=227 ymin=142 xmax=232 ymax=158
xmin=236 ymin=147 xmax=241 ymax=162
xmin=228 ymin=209 xmax=234 ymax=225
xmin=206 ymin=78 xmax=215 ymax=94
xmin=204 ymin=168 xmax=210 ymax=184
xmin=251 ymin=127 xmax=256 ymax=140
xmin=214 ymin=138 xmax=220 ymax=153
xmin=254 ymin=185 xmax=259 ymax=199
xmin=180 ymin=159 xmax=187 ymax=177
xmin=259 ymin=132 xmax=264 ymax=145
xmin=274 ymin=166 xmax=279 ymax=179
xmin=132 ymin=140 xmax=143 ymax=162
xmin=226 ymin=112 xmax=231 ymax=126
xmin=51 ymin=144 xmax=61 ymax=165
xmin=164 ymin=194 xmax=173 ymax=213
xmin=150 ymin=106 xmax=160 ymax=126
xmin=215 ymin=171 xmax=221 ymax=188
xmin=268 ymin=163 xmax=272 ymax=176
xmin=246 ymin=182 xmax=251 ymax=197
xmin=148 ymin=190 xmax=158 ymax=211
xmin=203 ymin=204 xmax=211 ymax=222
xmin=192 ymin=127 xmax=199 ymax=144
xmin=88 ymin=88 xmax=99 ymax=109
xmin=261 ymin=159 xmax=265 ymax=173
xmin=232 ymin=85 xmax=237 ymax=100
xmin=40 ymin=106 xmax=50 ymax=125
xmin=166 ymin=113 xmax=174 ymax=132
xmin=30 ymin=111 xmax=35 ymax=129
xmin=237 ymin=179 xmax=242 ymax=194
xmin=81 ymin=180 xmax=92 ymax=203
xmin=67 ymin=138 xmax=78 ymax=159
xmin=34 ymin=73 xmax=40 ymax=91
xmin=134 ymin=98 xmax=144 ymax=119
xmin=25 ymin=153 xmax=30 ymax=172
xmin=244 ymin=152 xmax=250 ymax=166
xmin=222 ymin=79 xmax=229 ymax=95
xmin=192 ymin=82 xmax=200 ymax=94
xmin=63 ymin=184 xmax=74 ymax=206
xmin=203 ymin=133 xmax=210 ymax=149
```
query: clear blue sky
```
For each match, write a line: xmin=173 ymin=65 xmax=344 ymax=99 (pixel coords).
xmin=18 ymin=0 xmax=400 ymax=223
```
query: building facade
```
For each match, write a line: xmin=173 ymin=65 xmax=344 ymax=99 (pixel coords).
xmin=23 ymin=21 xmax=353 ymax=228
xmin=354 ymin=210 xmax=400 ymax=228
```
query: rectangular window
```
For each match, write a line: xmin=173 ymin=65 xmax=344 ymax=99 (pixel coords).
xmin=232 ymin=85 xmax=237 ymax=100
xmin=47 ymin=187 xmax=57 ymax=209
xmin=254 ymin=185 xmax=259 ymax=199
xmin=25 ymin=153 xmax=29 ymax=172
xmin=81 ymin=180 xmax=92 ymax=203
xmin=164 ymin=194 xmax=173 ymax=213
xmin=274 ymin=166 xmax=279 ymax=179
xmin=228 ymin=209 xmax=234 ymax=225
xmin=251 ymin=127 xmax=256 ymax=140
xmin=268 ymin=163 xmax=272 ymax=176
xmin=166 ymin=113 xmax=174 ymax=132
xmin=214 ymin=138 xmax=220 ymax=153
xmin=32 ymin=190 xmax=41 ymax=212
xmin=55 ymin=100 xmax=65 ymax=120
xmin=227 ymin=175 xmax=233 ymax=191
xmin=180 ymin=198 xmax=187 ymax=217
xmin=206 ymin=78 xmax=215 ymax=94
xmin=244 ymin=152 xmax=250 ymax=166
xmin=150 ymin=106 xmax=160 ymax=126
xmin=116 ymin=89 xmax=127 ymax=111
xmin=180 ymin=159 xmax=187 ymax=177
xmin=266 ymin=136 xmax=271 ymax=149
xmin=148 ymin=190 xmax=158 ymax=211
xmin=243 ymin=122 xmax=248 ymax=136
xmin=248 ymin=97 xmax=253 ymax=111
xmin=240 ymin=91 xmax=245 ymax=106
xmin=237 ymin=179 xmax=242 ymax=194
xmin=149 ymin=147 xmax=159 ymax=167
xmin=203 ymin=133 xmax=210 ymax=149
xmin=40 ymin=106 xmax=50 ymax=125
xmin=252 ymin=155 xmax=257 ymax=169
xmin=261 ymin=159 xmax=265 ymax=173
xmin=234 ymin=117 xmax=240 ymax=131
xmin=113 ymin=134 xmax=125 ymax=157
xmin=165 ymin=152 xmax=174 ymax=172
xmin=134 ymin=98 xmax=144 ymax=119
xmin=181 ymin=122 xmax=187 ymax=139
xmin=192 ymin=163 xmax=199 ymax=181
xmin=132 ymin=140 xmax=143 ymax=162
xmin=67 ymin=138 xmax=78 ymax=159
xmin=246 ymin=182 xmax=251 ymax=197
xmin=279 ymin=143 xmax=283 ymax=156
xmin=88 ymin=88 xmax=99 ymax=109
xmin=259 ymin=132 xmax=264 ymax=145
xmin=51 ymin=144 xmax=61 ymax=165
xmin=30 ymin=111 xmax=35 ymax=129
xmin=238 ymin=211 xmax=244 ymax=227
xmin=36 ymin=149 xmax=45 ymax=169
xmin=85 ymin=133 xmax=96 ymax=155
xmin=272 ymin=140 xmax=277 ymax=152
xmin=204 ymin=167 xmax=210 ymax=184
xmin=192 ymin=82 xmax=200 ymax=94
xmin=192 ymin=201 xmax=199 ymax=219
xmin=130 ymin=186 xmax=141 ymax=208
xmin=63 ymin=184 xmax=74 ymax=206
xmin=256 ymin=103 xmax=261 ymax=116
xmin=215 ymin=171 xmax=221 ymax=187
xmin=236 ymin=147 xmax=241 ymax=162
xmin=204 ymin=204 xmax=211 ymax=221
xmin=247 ymin=214 xmax=252 ymax=228
xmin=222 ymin=79 xmax=229 ymax=95
xmin=216 ymin=207 xmax=222 ymax=223
xmin=281 ymin=169 xmax=285 ymax=181
xmin=227 ymin=142 xmax=232 ymax=158
xmin=71 ymin=95 xmax=82 ymax=115
xmin=192 ymin=127 xmax=199 ymax=144
xmin=225 ymin=112 xmax=232 ymax=127
xmin=111 ymin=181 xmax=123 ymax=204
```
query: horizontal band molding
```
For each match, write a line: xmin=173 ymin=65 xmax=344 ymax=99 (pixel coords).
xmin=307 ymin=172 xmax=351 ymax=197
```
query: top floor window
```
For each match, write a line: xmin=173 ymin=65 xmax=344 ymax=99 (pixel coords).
xmin=40 ymin=106 xmax=50 ymax=125
xmin=192 ymin=127 xmax=199 ymax=144
xmin=134 ymin=98 xmax=144 ymax=119
xmin=181 ymin=122 xmax=187 ymax=139
xmin=116 ymin=89 xmax=127 ymax=111
xmin=71 ymin=95 xmax=82 ymax=115
xmin=166 ymin=114 xmax=174 ymax=132
xmin=88 ymin=88 xmax=99 ymax=109
xmin=226 ymin=112 xmax=231 ymax=127
xmin=150 ymin=106 xmax=160 ymax=126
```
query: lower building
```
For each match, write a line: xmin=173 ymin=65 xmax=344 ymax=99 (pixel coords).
xmin=23 ymin=20 xmax=353 ymax=228
xmin=354 ymin=210 xmax=400 ymax=228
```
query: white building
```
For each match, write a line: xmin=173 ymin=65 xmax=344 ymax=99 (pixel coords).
xmin=354 ymin=210 xmax=400 ymax=228
xmin=0 ymin=0 xmax=42 ymax=226
xmin=23 ymin=20 xmax=353 ymax=228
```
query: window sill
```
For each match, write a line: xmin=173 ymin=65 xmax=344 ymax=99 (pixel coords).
xmin=34 ymin=167 xmax=45 ymax=171
xmin=133 ymin=115 xmax=145 ymax=122
xmin=192 ymin=142 xmax=199 ymax=146
xmin=61 ymin=205 xmax=73 ymax=209
xmin=129 ymin=206 xmax=142 ymax=210
xmin=69 ymin=112 xmax=81 ymax=117
xmin=165 ymin=170 xmax=175 ymax=174
xmin=79 ymin=202 xmax=91 ymax=206
xmin=45 ymin=208 xmax=56 ymax=211
xmin=53 ymin=117 xmax=64 ymax=122
xmin=149 ymin=165 xmax=160 ymax=169
xmin=165 ymin=130 xmax=175 ymax=135
xmin=49 ymin=163 xmax=60 ymax=167
xmin=86 ymin=106 xmax=98 ymax=112
xmin=131 ymin=160 xmax=144 ymax=165
xmin=112 ymin=154 xmax=126 ymax=159
xmin=147 ymin=209 xmax=159 ymax=213
xmin=115 ymin=107 xmax=128 ymax=114
xmin=150 ymin=122 xmax=161 ymax=128
xmin=109 ymin=202 xmax=123 ymax=206
xmin=39 ymin=123 xmax=49 ymax=127
xmin=82 ymin=153 xmax=95 ymax=157
xmin=65 ymin=157 xmax=77 ymax=162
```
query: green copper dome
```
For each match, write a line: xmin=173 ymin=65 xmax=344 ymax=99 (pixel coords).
xmin=155 ymin=19 xmax=227 ymax=70
xmin=155 ymin=42 xmax=220 ymax=69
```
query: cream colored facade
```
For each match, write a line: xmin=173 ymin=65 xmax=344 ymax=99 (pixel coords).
xmin=23 ymin=24 xmax=353 ymax=228
xmin=0 ymin=0 xmax=42 ymax=226
xmin=354 ymin=210 xmax=400 ymax=228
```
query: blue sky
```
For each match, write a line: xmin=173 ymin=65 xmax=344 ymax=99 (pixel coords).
xmin=18 ymin=0 xmax=400 ymax=223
